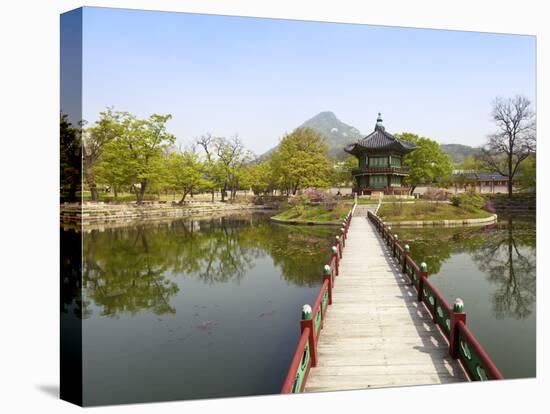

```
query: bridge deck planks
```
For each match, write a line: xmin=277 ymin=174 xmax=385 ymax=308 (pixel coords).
xmin=304 ymin=207 xmax=466 ymax=393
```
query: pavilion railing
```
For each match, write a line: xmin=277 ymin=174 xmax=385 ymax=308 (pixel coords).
xmin=367 ymin=210 xmax=504 ymax=381
xmin=281 ymin=202 xmax=356 ymax=393
xmin=352 ymin=166 xmax=410 ymax=175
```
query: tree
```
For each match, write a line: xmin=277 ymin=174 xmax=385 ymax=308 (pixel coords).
xmin=194 ymin=134 xmax=222 ymax=202
xmin=166 ymin=149 xmax=208 ymax=203
xmin=330 ymin=156 xmax=358 ymax=188
xmin=271 ymin=128 xmax=331 ymax=195
xmin=60 ymin=113 xmax=82 ymax=202
xmin=240 ymin=161 xmax=275 ymax=195
xmin=460 ymin=155 xmax=483 ymax=172
xmin=83 ymin=108 xmax=125 ymax=201
xmin=396 ymin=133 xmax=453 ymax=194
xmin=480 ymin=95 xmax=536 ymax=199
xmin=106 ymin=113 xmax=175 ymax=203
xmin=516 ymin=154 xmax=536 ymax=192
xmin=213 ymin=135 xmax=252 ymax=201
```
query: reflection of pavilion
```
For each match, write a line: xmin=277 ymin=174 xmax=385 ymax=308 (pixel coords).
xmin=345 ymin=114 xmax=416 ymax=195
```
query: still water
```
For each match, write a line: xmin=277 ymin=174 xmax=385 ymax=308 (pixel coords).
xmin=74 ymin=213 xmax=335 ymax=405
xmin=395 ymin=215 xmax=536 ymax=379
xmin=62 ymin=212 xmax=535 ymax=405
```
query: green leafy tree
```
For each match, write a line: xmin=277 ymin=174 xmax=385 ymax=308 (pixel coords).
xmin=460 ymin=155 xmax=482 ymax=172
xmin=100 ymin=113 xmax=175 ymax=203
xmin=83 ymin=108 xmax=125 ymax=201
xmin=330 ymin=156 xmax=358 ymax=188
xmin=396 ymin=132 xmax=453 ymax=194
xmin=516 ymin=154 xmax=536 ymax=192
xmin=60 ymin=113 xmax=82 ymax=202
xmin=166 ymin=149 xmax=208 ymax=203
xmin=271 ymin=128 xmax=331 ymax=195
xmin=240 ymin=160 xmax=276 ymax=195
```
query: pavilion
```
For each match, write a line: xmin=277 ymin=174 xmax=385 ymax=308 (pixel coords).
xmin=344 ymin=113 xmax=416 ymax=195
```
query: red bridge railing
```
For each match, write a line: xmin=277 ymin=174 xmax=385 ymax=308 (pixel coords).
xmin=367 ymin=210 xmax=504 ymax=381
xmin=281 ymin=202 xmax=356 ymax=393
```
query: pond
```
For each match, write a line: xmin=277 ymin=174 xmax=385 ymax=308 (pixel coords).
xmin=394 ymin=215 xmax=536 ymax=379
xmin=62 ymin=212 xmax=336 ymax=406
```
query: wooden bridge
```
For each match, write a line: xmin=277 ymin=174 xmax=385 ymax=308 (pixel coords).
xmin=281 ymin=202 xmax=503 ymax=394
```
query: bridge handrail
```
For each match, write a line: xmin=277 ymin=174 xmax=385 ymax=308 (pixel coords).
xmin=281 ymin=327 xmax=311 ymax=393
xmin=456 ymin=321 xmax=504 ymax=380
xmin=281 ymin=201 xmax=356 ymax=394
xmin=367 ymin=210 xmax=504 ymax=381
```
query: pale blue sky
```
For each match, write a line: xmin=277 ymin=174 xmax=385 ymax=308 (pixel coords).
xmin=80 ymin=7 xmax=536 ymax=155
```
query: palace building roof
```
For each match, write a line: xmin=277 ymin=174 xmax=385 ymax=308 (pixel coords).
xmin=344 ymin=113 xmax=416 ymax=156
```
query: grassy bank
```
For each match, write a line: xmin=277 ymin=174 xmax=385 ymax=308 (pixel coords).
xmin=378 ymin=201 xmax=492 ymax=221
xmin=271 ymin=203 xmax=350 ymax=224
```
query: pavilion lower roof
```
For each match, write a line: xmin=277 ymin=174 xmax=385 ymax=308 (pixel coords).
xmin=345 ymin=129 xmax=416 ymax=155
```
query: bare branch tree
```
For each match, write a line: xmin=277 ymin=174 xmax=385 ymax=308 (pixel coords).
xmin=480 ymin=95 xmax=536 ymax=198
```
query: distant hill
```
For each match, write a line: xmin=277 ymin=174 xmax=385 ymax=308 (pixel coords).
xmin=262 ymin=111 xmax=362 ymax=160
xmin=440 ymin=144 xmax=482 ymax=165
xmin=262 ymin=111 xmax=480 ymax=164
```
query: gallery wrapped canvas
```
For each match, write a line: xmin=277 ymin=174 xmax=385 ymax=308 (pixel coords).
xmin=60 ymin=6 xmax=536 ymax=407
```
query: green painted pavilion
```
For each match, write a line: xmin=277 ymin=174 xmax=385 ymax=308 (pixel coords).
xmin=344 ymin=113 xmax=416 ymax=195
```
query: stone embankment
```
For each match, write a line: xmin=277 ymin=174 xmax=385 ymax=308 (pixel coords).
xmin=61 ymin=201 xmax=277 ymax=226
xmin=382 ymin=213 xmax=498 ymax=227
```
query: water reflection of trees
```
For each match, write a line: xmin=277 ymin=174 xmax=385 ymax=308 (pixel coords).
xmin=81 ymin=215 xmax=333 ymax=317
xmin=398 ymin=216 xmax=536 ymax=320
xmin=470 ymin=217 xmax=536 ymax=320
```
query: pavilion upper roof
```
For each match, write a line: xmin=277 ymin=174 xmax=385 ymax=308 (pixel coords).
xmin=344 ymin=113 xmax=416 ymax=156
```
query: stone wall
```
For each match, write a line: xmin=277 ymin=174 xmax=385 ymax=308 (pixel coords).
xmin=61 ymin=202 xmax=276 ymax=226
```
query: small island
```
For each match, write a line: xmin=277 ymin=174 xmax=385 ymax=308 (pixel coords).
xmin=377 ymin=192 xmax=497 ymax=226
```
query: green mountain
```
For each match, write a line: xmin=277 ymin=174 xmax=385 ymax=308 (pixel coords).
xmin=440 ymin=144 xmax=481 ymax=165
xmin=262 ymin=111 xmax=480 ymax=164
xmin=298 ymin=111 xmax=363 ymax=159
xmin=262 ymin=111 xmax=362 ymax=160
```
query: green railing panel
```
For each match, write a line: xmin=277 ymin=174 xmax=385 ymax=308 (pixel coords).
xmin=408 ymin=262 xmax=419 ymax=287
xmin=395 ymin=247 xmax=402 ymax=262
xmin=434 ymin=302 xmax=451 ymax=338
xmin=313 ymin=307 xmax=322 ymax=337
xmin=458 ymin=329 xmax=490 ymax=381
xmin=422 ymin=284 xmax=436 ymax=315
xmin=291 ymin=342 xmax=310 ymax=393
xmin=321 ymin=286 xmax=329 ymax=316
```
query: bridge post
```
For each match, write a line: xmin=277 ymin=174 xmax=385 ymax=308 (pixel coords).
xmin=393 ymin=234 xmax=399 ymax=258
xmin=449 ymin=299 xmax=466 ymax=359
xmin=300 ymin=304 xmax=318 ymax=367
xmin=323 ymin=265 xmax=333 ymax=305
xmin=340 ymin=227 xmax=346 ymax=247
xmin=418 ymin=262 xmax=428 ymax=301
xmin=387 ymin=226 xmax=392 ymax=247
xmin=403 ymin=244 xmax=410 ymax=274
xmin=335 ymin=236 xmax=342 ymax=258
xmin=331 ymin=246 xmax=339 ymax=275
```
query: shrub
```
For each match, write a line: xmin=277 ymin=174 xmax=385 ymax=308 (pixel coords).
xmin=450 ymin=192 xmax=485 ymax=211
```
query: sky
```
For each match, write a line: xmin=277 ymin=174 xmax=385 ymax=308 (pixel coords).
xmin=78 ymin=6 xmax=536 ymax=155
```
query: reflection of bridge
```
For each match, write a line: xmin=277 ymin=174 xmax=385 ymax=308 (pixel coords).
xmin=282 ymin=204 xmax=503 ymax=394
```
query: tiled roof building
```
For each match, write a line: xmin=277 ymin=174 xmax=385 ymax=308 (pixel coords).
xmin=345 ymin=113 xmax=416 ymax=195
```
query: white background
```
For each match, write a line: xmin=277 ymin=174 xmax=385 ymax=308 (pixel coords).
xmin=0 ymin=1 xmax=547 ymax=413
